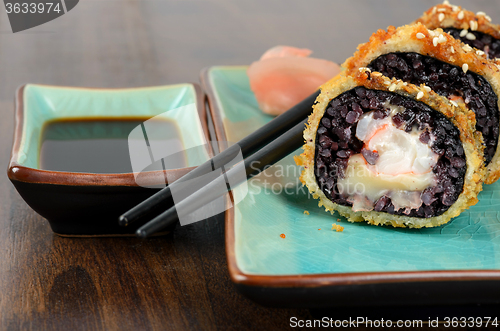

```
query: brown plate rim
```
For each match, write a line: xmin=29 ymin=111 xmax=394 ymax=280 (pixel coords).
xmin=200 ymin=65 xmax=500 ymax=289
xmin=7 ymin=83 xmax=214 ymax=187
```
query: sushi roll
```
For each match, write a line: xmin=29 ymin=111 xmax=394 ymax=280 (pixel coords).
xmin=415 ymin=2 xmax=500 ymax=59
xmin=296 ymin=69 xmax=484 ymax=228
xmin=343 ymin=23 xmax=500 ymax=184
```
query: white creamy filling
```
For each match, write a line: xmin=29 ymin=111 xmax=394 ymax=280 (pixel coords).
xmin=337 ymin=105 xmax=438 ymax=213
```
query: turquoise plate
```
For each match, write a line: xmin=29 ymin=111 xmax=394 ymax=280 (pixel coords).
xmin=202 ymin=66 xmax=500 ymax=308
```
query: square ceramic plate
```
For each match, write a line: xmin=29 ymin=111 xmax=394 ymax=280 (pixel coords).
xmin=8 ymin=83 xmax=213 ymax=236
xmin=202 ymin=66 xmax=500 ymax=308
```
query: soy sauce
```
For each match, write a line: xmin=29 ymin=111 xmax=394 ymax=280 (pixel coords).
xmin=39 ymin=118 xmax=186 ymax=173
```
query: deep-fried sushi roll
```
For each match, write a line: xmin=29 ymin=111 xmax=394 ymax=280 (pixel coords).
xmin=295 ymin=69 xmax=484 ymax=228
xmin=343 ymin=23 xmax=500 ymax=184
xmin=415 ymin=2 xmax=500 ymax=59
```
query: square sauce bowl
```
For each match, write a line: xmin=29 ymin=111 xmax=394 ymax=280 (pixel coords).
xmin=8 ymin=83 xmax=213 ymax=236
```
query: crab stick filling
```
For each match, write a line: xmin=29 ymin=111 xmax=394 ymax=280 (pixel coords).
xmin=337 ymin=107 xmax=439 ymax=213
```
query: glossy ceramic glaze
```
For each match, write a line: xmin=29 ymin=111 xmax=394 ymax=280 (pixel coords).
xmin=8 ymin=83 xmax=213 ymax=236
xmin=202 ymin=66 xmax=500 ymax=307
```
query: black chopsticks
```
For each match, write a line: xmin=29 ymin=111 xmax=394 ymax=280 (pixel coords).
xmin=135 ymin=119 xmax=308 ymax=238
xmin=119 ymin=91 xmax=319 ymax=236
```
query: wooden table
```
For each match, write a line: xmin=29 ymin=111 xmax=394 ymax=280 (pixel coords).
xmin=1 ymin=0 xmax=499 ymax=329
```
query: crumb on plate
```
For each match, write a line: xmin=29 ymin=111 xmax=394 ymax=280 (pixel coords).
xmin=332 ymin=223 xmax=344 ymax=232
xmin=280 ymin=233 xmax=286 ymax=239
xmin=304 ymin=210 xmax=310 ymax=215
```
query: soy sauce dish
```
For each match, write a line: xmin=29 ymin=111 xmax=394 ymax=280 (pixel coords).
xmin=8 ymin=84 xmax=213 ymax=236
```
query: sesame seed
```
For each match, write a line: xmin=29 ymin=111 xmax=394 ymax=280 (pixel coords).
xmin=462 ymin=63 xmax=469 ymax=73
xmin=460 ymin=29 xmax=468 ymax=37
xmin=429 ymin=30 xmax=436 ymax=37
xmin=466 ymin=32 xmax=476 ymax=40
xmin=438 ymin=34 xmax=447 ymax=43
xmin=450 ymin=100 xmax=458 ymax=107
xmin=477 ymin=11 xmax=486 ymax=16
xmin=462 ymin=44 xmax=473 ymax=52
xmin=416 ymin=32 xmax=426 ymax=39
xmin=389 ymin=83 xmax=397 ymax=92
xmin=438 ymin=13 xmax=445 ymax=22
xmin=384 ymin=81 xmax=391 ymax=86
xmin=452 ymin=5 xmax=459 ymax=12
xmin=450 ymin=46 xmax=455 ymax=53
xmin=470 ymin=20 xmax=478 ymax=31
xmin=437 ymin=8 xmax=446 ymax=12
xmin=485 ymin=15 xmax=492 ymax=22
xmin=359 ymin=67 xmax=371 ymax=73
xmin=423 ymin=86 xmax=432 ymax=92
xmin=431 ymin=7 xmax=437 ymax=15
xmin=457 ymin=11 xmax=464 ymax=20
xmin=476 ymin=50 xmax=485 ymax=56
xmin=433 ymin=37 xmax=439 ymax=46
xmin=443 ymin=0 xmax=450 ymax=5
xmin=417 ymin=91 xmax=424 ymax=100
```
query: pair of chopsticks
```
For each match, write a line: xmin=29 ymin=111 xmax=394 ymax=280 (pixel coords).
xmin=119 ymin=91 xmax=319 ymax=238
